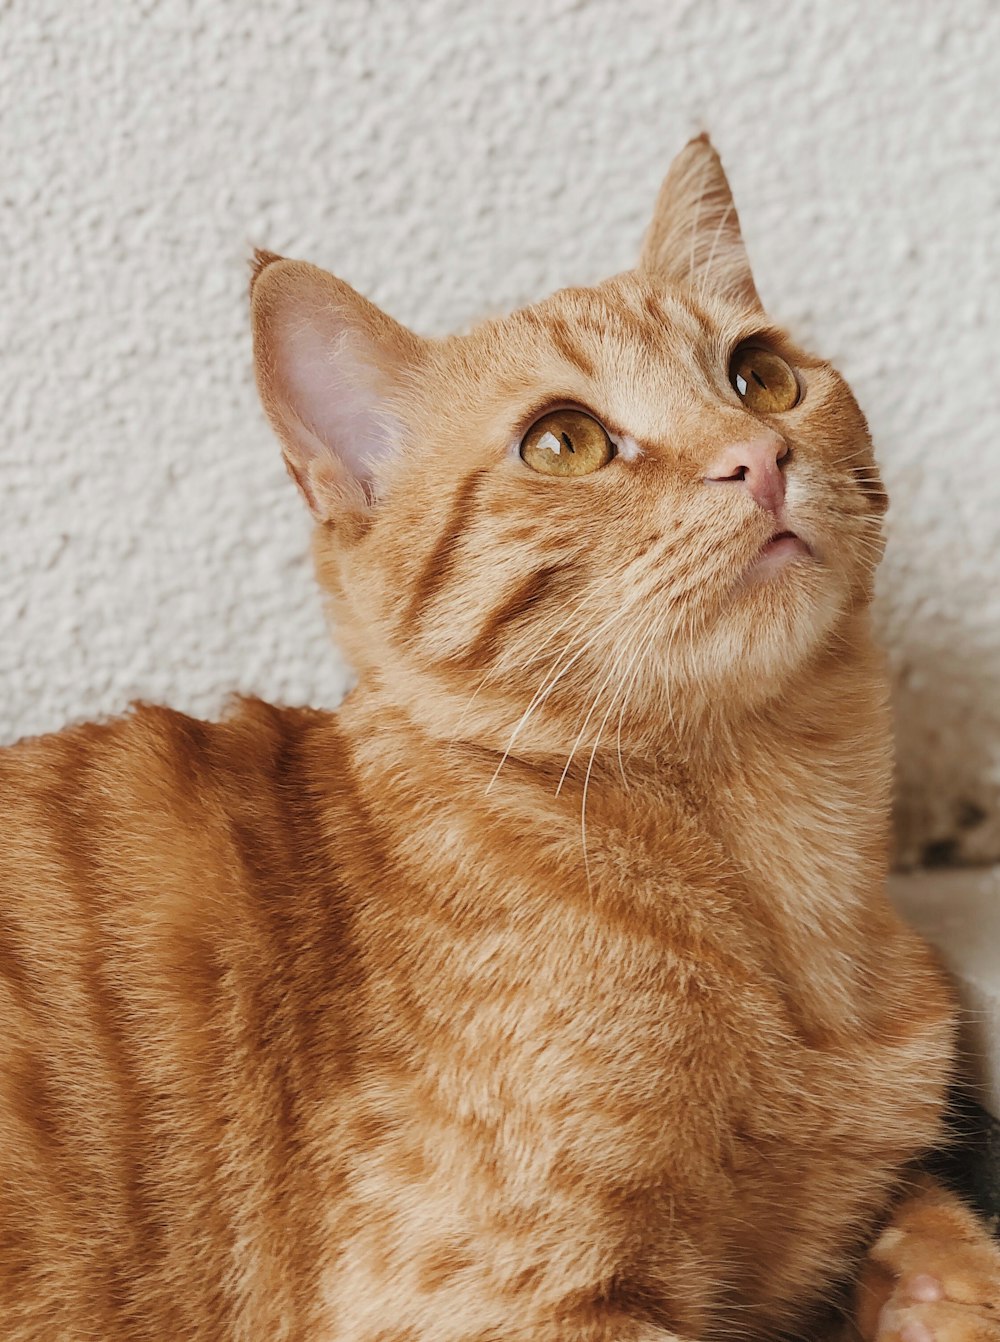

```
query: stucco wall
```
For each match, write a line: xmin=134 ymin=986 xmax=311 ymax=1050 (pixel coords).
xmin=3 ymin=0 xmax=998 ymax=865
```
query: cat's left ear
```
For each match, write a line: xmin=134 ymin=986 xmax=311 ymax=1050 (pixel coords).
xmin=251 ymin=251 xmax=427 ymax=522
xmin=638 ymin=134 xmax=762 ymax=311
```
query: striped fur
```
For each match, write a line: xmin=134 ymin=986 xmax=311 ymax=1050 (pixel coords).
xmin=2 ymin=136 xmax=997 ymax=1341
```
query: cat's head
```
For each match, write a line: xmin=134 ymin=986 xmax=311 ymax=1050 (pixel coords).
xmin=251 ymin=136 xmax=885 ymax=751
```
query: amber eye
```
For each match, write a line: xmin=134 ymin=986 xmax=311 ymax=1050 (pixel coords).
xmin=519 ymin=409 xmax=614 ymax=477
xmin=729 ymin=345 xmax=800 ymax=414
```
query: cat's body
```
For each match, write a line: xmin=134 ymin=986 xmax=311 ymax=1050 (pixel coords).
xmin=0 ymin=670 xmax=954 ymax=1339
xmin=2 ymin=137 xmax=998 ymax=1339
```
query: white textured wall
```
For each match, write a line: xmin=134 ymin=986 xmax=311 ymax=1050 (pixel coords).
xmin=3 ymin=0 xmax=998 ymax=865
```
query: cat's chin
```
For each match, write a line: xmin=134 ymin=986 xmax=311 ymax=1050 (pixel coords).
xmin=687 ymin=558 xmax=846 ymax=703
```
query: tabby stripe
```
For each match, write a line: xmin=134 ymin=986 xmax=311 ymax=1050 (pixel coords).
xmin=547 ymin=318 xmax=596 ymax=378
xmin=53 ymin=734 xmax=151 ymax=1270
xmin=0 ymin=907 xmax=33 ymax=1019
xmin=456 ymin=564 xmax=565 ymax=670
xmin=404 ymin=468 xmax=488 ymax=627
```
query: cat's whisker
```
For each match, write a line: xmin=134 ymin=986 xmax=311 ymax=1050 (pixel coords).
xmin=553 ymin=550 xmax=687 ymax=789
xmin=447 ymin=627 xmax=567 ymax=760
xmin=489 ymin=567 xmax=619 ymax=677
xmin=491 ymin=571 xmax=634 ymax=690
xmin=615 ymin=619 xmax=658 ymax=786
xmin=579 ymin=629 xmax=655 ymax=886
xmin=485 ymin=599 xmax=638 ymax=794
xmin=447 ymin=568 xmax=629 ymax=755
xmin=493 ymin=562 xmax=670 ymax=777
xmin=849 ymin=539 xmax=886 ymax=561
xmin=555 ymin=601 xmax=645 ymax=796
xmin=648 ymin=590 xmax=700 ymax=741
xmin=829 ymin=446 xmax=876 ymax=467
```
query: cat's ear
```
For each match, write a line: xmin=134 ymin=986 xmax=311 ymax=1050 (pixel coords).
xmin=250 ymin=251 xmax=426 ymax=521
xmin=638 ymin=134 xmax=762 ymax=311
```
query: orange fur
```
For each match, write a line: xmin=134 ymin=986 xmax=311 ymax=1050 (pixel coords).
xmin=1 ymin=136 xmax=995 ymax=1341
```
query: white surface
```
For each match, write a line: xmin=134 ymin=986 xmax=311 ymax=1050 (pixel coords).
xmin=891 ymin=868 xmax=1000 ymax=1121
xmin=2 ymin=1 xmax=999 ymax=864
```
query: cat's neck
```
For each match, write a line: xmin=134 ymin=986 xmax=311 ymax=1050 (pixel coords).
xmin=332 ymin=610 xmax=893 ymax=1036
xmin=338 ymin=608 xmax=890 ymax=814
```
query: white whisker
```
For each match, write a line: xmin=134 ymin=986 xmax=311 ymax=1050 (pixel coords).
xmin=485 ymin=599 xmax=636 ymax=795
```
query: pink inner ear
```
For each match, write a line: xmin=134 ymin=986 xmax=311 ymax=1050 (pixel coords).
xmin=277 ymin=308 xmax=399 ymax=491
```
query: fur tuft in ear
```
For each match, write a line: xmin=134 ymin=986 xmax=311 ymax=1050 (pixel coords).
xmin=639 ymin=134 xmax=762 ymax=311
xmin=249 ymin=248 xmax=284 ymax=296
xmin=251 ymin=258 xmax=425 ymax=522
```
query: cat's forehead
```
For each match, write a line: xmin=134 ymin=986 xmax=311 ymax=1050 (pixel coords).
xmin=437 ymin=273 xmax=755 ymax=447
xmin=539 ymin=275 xmax=712 ymax=346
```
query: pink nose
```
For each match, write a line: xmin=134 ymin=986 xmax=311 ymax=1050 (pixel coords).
xmin=704 ymin=432 xmax=788 ymax=515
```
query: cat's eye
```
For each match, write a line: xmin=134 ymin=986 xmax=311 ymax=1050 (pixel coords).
xmin=519 ymin=409 xmax=614 ymax=477
xmin=728 ymin=345 xmax=800 ymax=414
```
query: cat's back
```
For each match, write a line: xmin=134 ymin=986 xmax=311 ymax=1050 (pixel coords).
xmin=0 ymin=697 xmax=368 ymax=1340
xmin=0 ymin=696 xmax=354 ymax=973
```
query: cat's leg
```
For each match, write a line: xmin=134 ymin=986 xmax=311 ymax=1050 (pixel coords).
xmin=851 ymin=1175 xmax=1000 ymax=1342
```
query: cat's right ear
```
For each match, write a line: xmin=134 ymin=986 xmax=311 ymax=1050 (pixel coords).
xmin=250 ymin=252 xmax=426 ymax=523
xmin=638 ymin=134 xmax=762 ymax=311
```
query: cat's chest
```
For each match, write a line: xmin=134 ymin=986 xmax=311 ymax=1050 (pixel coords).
xmin=391 ymin=773 xmax=950 ymax=1178
xmin=527 ymin=797 xmax=951 ymax=1147
xmin=314 ymin=797 xmax=953 ymax=1341
xmin=569 ymin=824 xmax=952 ymax=1313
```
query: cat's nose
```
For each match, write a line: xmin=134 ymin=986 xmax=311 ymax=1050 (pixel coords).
xmin=704 ymin=432 xmax=788 ymax=515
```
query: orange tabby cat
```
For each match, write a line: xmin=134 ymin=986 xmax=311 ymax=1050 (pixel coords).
xmin=1 ymin=135 xmax=997 ymax=1341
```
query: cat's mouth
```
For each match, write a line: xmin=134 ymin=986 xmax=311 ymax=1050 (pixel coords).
xmin=763 ymin=529 xmax=811 ymax=556
xmin=750 ymin=528 xmax=814 ymax=576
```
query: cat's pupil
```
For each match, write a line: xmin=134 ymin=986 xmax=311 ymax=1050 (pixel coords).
xmin=752 ymin=371 xmax=767 ymax=389
xmin=561 ymin=432 xmax=575 ymax=454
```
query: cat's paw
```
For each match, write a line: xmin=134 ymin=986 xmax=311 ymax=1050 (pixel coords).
xmin=863 ymin=1206 xmax=1000 ymax=1342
